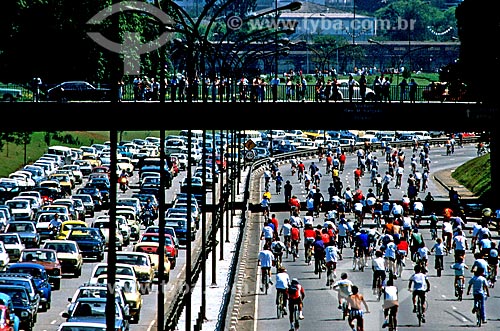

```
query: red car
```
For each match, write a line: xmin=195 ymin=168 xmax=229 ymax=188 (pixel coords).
xmin=0 ymin=304 xmax=15 ymax=331
xmin=137 ymin=232 xmax=177 ymax=268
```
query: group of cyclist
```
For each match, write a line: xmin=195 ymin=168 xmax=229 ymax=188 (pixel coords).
xmin=256 ymin=137 xmax=497 ymax=330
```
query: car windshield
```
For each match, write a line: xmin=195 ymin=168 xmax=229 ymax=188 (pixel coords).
xmin=140 ymin=235 xmax=172 ymax=246
xmin=0 ymin=235 xmax=19 ymax=245
xmin=49 ymin=243 xmax=77 ymax=253
xmin=94 ymin=266 xmax=133 ymax=277
xmin=68 ymin=229 xmax=100 ymax=240
xmin=117 ymin=254 xmax=148 ymax=266
xmin=8 ymin=267 xmax=43 ymax=279
xmin=22 ymin=250 xmax=56 ymax=262
xmin=0 ymin=289 xmax=28 ymax=303
xmin=7 ymin=223 xmax=34 ymax=232
xmin=71 ymin=300 xmax=119 ymax=318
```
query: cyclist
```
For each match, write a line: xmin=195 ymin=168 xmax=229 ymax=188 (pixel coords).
xmin=408 ymin=265 xmax=430 ymax=323
xmin=325 ymin=240 xmax=339 ymax=286
xmin=275 ymin=266 xmax=290 ymax=314
xmin=372 ymin=250 xmax=386 ymax=295
xmin=410 ymin=228 xmax=424 ymax=262
xmin=303 ymin=171 xmax=312 ymax=191
xmin=289 ymin=196 xmax=301 ymax=216
xmin=263 ymin=168 xmax=272 ymax=189
xmin=260 ymin=193 xmax=271 ymax=218
xmin=381 ymin=272 xmax=399 ymax=330
xmin=416 ymin=243 xmax=431 ymax=272
xmin=312 ymin=188 xmax=325 ymax=218
xmin=339 ymin=151 xmax=346 ymax=172
xmin=260 ymin=219 xmax=275 ymax=244
xmin=472 ymin=252 xmax=489 ymax=278
xmin=467 ymin=267 xmax=490 ymax=324
xmin=303 ymin=223 xmax=316 ymax=264
xmin=450 ymin=258 xmax=469 ymax=298
xmin=313 ymin=234 xmax=326 ymax=275
xmin=48 ymin=213 xmax=62 ymax=239
xmin=333 ymin=272 xmax=353 ymax=310
xmin=287 ymin=278 xmax=305 ymax=331
xmin=275 ymin=172 xmax=284 ymax=194
xmin=257 ymin=242 xmax=275 ymax=291
xmin=290 ymin=223 xmax=301 ymax=258
xmin=284 ymin=180 xmax=293 ymax=205
xmin=430 ymin=238 xmax=447 ymax=276
xmin=297 ymin=160 xmax=305 ymax=181
xmin=452 ymin=227 xmax=468 ymax=261
xmin=354 ymin=229 xmax=370 ymax=267
xmin=280 ymin=218 xmax=293 ymax=253
xmin=487 ymin=241 xmax=498 ymax=287
xmin=354 ymin=167 xmax=362 ymax=189
xmin=346 ymin=285 xmax=370 ymax=331
xmin=271 ymin=239 xmax=287 ymax=269
xmin=384 ymin=236 xmax=398 ymax=276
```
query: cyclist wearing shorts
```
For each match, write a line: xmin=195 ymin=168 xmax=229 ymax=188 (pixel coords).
xmin=372 ymin=250 xmax=386 ymax=293
xmin=450 ymin=258 xmax=468 ymax=297
xmin=258 ymin=242 xmax=275 ymax=291
xmin=381 ymin=272 xmax=399 ymax=329
xmin=333 ymin=272 xmax=354 ymax=309
xmin=280 ymin=219 xmax=293 ymax=252
xmin=347 ymin=285 xmax=370 ymax=331
xmin=290 ymin=223 xmax=301 ymax=257
xmin=287 ymin=278 xmax=305 ymax=330
xmin=354 ymin=229 xmax=370 ymax=266
xmin=408 ymin=265 xmax=430 ymax=323
xmin=325 ymin=240 xmax=339 ymax=285
xmin=275 ymin=266 xmax=290 ymax=309
xmin=303 ymin=223 xmax=316 ymax=263
xmin=271 ymin=239 xmax=287 ymax=267
xmin=467 ymin=268 xmax=490 ymax=324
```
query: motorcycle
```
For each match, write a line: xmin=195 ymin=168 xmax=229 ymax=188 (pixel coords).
xmin=118 ymin=176 xmax=129 ymax=193
xmin=140 ymin=208 xmax=155 ymax=227
xmin=48 ymin=225 xmax=61 ymax=240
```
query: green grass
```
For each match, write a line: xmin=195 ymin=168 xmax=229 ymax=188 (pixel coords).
xmin=0 ymin=131 xmax=178 ymax=178
xmin=452 ymin=153 xmax=491 ymax=198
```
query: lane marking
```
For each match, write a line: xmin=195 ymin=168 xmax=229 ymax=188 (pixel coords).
xmin=147 ymin=319 xmax=155 ymax=331
xmin=50 ymin=320 xmax=57 ymax=324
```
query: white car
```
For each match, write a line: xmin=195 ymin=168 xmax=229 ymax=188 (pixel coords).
xmin=0 ymin=242 xmax=10 ymax=269
xmin=0 ymin=233 xmax=25 ymax=262
xmin=88 ymin=262 xmax=137 ymax=285
xmin=61 ymin=164 xmax=84 ymax=184
xmin=4 ymin=198 xmax=34 ymax=221
xmin=92 ymin=218 xmax=124 ymax=250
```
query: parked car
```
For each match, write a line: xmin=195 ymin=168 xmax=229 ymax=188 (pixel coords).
xmin=46 ymin=81 xmax=111 ymax=102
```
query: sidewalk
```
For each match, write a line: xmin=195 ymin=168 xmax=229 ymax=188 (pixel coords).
xmin=175 ymin=170 xmax=249 ymax=331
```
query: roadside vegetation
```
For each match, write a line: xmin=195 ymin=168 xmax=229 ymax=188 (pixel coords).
xmin=452 ymin=153 xmax=491 ymax=199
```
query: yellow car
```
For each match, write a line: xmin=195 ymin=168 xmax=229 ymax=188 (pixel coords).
xmin=41 ymin=239 xmax=83 ymax=277
xmin=133 ymin=242 xmax=171 ymax=283
xmin=48 ymin=173 xmax=73 ymax=194
xmin=82 ymin=153 xmax=101 ymax=168
xmin=95 ymin=274 xmax=143 ymax=324
xmin=116 ymin=252 xmax=155 ymax=294
xmin=58 ymin=220 xmax=88 ymax=239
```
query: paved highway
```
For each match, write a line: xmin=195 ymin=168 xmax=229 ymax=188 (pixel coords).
xmin=251 ymin=144 xmax=500 ymax=330
xmin=32 ymin=164 xmax=205 ymax=331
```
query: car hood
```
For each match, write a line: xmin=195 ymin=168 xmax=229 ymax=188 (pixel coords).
xmin=56 ymin=253 xmax=79 ymax=259
xmin=70 ymin=238 xmax=102 ymax=245
xmin=67 ymin=316 xmax=123 ymax=327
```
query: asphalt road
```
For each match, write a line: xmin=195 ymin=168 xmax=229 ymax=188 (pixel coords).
xmin=32 ymin=165 xmax=204 ymax=331
xmin=251 ymin=144 xmax=500 ymax=330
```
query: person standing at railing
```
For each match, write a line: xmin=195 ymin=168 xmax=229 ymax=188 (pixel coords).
xmin=271 ymin=75 xmax=280 ymax=103
xmin=359 ymin=73 xmax=367 ymax=103
xmin=399 ymin=78 xmax=408 ymax=103
xmin=409 ymin=78 xmax=418 ymax=103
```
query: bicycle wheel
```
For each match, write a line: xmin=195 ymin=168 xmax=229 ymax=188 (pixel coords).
xmin=294 ymin=304 xmax=300 ymax=329
xmin=276 ymin=292 xmax=283 ymax=319
xmin=476 ymin=300 xmax=482 ymax=326
xmin=417 ymin=296 xmax=422 ymax=326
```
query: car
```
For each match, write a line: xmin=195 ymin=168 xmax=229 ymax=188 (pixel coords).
xmin=136 ymin=233 xmax=177 ymax=269
xmin=0 ymin=273 xmax=40 ymax=321
xmin=116 ymin=209 xmax=140 ymax=241
xmin=170 ymin=153 xmax=189 ymax=171
xmin=47 ymin=173 xmax=73 ymax=194
xmin=0 ymin=292 xmax=20 ymax=331
xmin=132 ymin=242 xmax=171 ymax=282
xmin=17 ymin=191 xmax=44 ymax=211
xmin=144 ymin=226 xmax=180 ymax=249
xmin=88 ymin=263 xmax=137 ymax=285
xmin=66 ymin=227 xmax=105 ymax=261
xmin=4 ymin=199 xmax=34 ymax=221
xmin=333 ymin=79 xmax=376 ymax=101
xmin=52 ymin=198 xmax=78 ymax=220
xmin=115 ymin=215 xmax=131 ymax=246
xmin=41 ymin=240 xmax=83 ymax=277
xmin=0 ymin=285 xmax=35 ymax=331
xmin=7 ymin=263 xmax=52 ymax=311
xmin=34 ymin=212 xmax=69 ymax=241
xmin=85 ymin=178 xmax=110 ymax=207
xmin=117 ymin=157 xmax=134 ymax=174
xmin=71 ymin=197 xmax=87 ymax=221
xmin=164 ymin=217 xmax=197 ymax=243
xmin=46 ymin=81 xmax=111 ymax=102
xmin=75 ymin=187 xmax=104 ymax=211
xmin=58 ymin=220 xmax=89 ymax=240
xmin=180 ymin=176 xmax=204 ymax=197
xmin=32 ymin=186 xmax=62 ymax=206
xmin=115 ymin=252 xmax=155 ymax=294
xmin=92 ymin=218 xmax=124 ymax=250
xmin=57 ymin=321 xmax=107 ymax=331
xmin=4 ymin=221 xmax=40 ymax=248
xmin=140 ymin=176 xmax=161 ymax=189
xmin=0 ymin=87 xmax=22 ymax=102
xmin=61 ymin=164 xmax=84 ymax=184
xmin=39 ymin=203 xmax=71 ymax=220
xmin=53 ymin=169 xmax=76 ymax=187
xmin=71 ymin=193 xmax=95 ymax=217
xmin=116 ymin=198 xmax=142 ymax=218
xmin=131 ymin=193 xmax=159 ymax=210
xmin=0 ymin=242 xmax=9 ymax=270
xmin=60 ymin=297 xmax=130 ymax=330
xmin=19 ymin=248 xmax=62 ymax=290
xmin=93 ymin=274 xmax=142 ymax=324
xmin=66 ymin=282 xmax=130 ymax=319
xmin=72 ymin=159 xmax=93 ymax=177
xmin=0 ymin=234 xmax=24 ymax=262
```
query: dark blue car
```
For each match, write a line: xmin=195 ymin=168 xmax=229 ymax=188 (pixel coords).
xmin=7 ymin=262 xmax=52 ymax=311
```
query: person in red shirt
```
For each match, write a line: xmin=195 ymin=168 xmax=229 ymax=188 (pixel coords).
xmin=326 ymin=154 xmax=333 ymax=174
xmin=339 ymin=152 xmax=346 ymax=173
xmin=303 ymin=224 xmax=316 ymax=262
xmin=321 ymin=228 xmax=331 ymax=245
xmin=289 ymin=195 xmax=301 ymax=215
xmin=271 ymin=213 xmax=280 ymax=238
xmin=288 ymin=278 xmax=306 ymax=327
xmin=290 ymin=224 xmax=301 ymax=258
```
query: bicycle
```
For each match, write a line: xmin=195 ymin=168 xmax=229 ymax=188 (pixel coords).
xmin=455 ymin=277 xmax=464 ymax=301
xmin=487 ymin=264 xmax=497 ymax=288
xmin=387 ymin=306 xmax=397 ymax=331
xmin=297 ymin=170 xmax=303 ymax=183
xmin=291 ymin=239 xmax=299 ymax=262
xmin=473 ymin=295 xmax=484 ymax=327
xmin=276 ymin=181 xmax=282 ymax=195
xmin=374 ymin=210 xmax=382 ymax=229
xmin=415 ymin=292 xmax=428 ymax=326
xmin=315 ymin=255 xmax=326 ymax=279
xmin=352 ymin=247 xmax=365 ymax=272
xmin=276 ymin=290 xmax=286 ymax=319
xmin=396 ymin=251 xmax=406 ymax=277
xmin=304 ymin=239 xmax=314 ymax=265
xmin=341 ymin=297 xmax=349 ymax=320
xmin=284 ymin=236 xmax=291 ymax=259
xmin=292 ymin=302 xmax=301 ymax=330
xmin=262 ymin=268 xmax=270 ymax=295
xmin=354 ymin=176 xmax=360 ymax=190
xmin=375 ymin=274 xmax=383 ymax=301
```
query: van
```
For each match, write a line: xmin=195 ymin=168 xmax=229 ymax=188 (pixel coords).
xmin=47 ymin=146 xmax=72 ymax=165
xmin=413 ymin=131 xmax=431 ymax=141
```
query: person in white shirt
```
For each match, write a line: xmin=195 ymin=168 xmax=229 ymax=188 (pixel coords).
xmin=333 ymin=272 xmax=353 ymax=309
xmin=290 ymin=212 xmax=303 ymax=228
xmin=280 ymin=219 xmax=293 ymax=251
xmin=408 ymin=265 xmax=431 ymax=322
xmin=391 ymin=203 xmax=404 ymax=219
xmin=372 ymin=250 xmax=386 ymax=294
xmin=384 ymin=237 xmax=398 ymax=275
xmin=417 ymin=245 xmax=431 ymax=270
xmin=258 ymin=242 xmax=275 ymax=291
xmin=275 ymin=266 xmax=290 ymax=307
xmin=325 ymin=241 xmax=339 ymax=286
